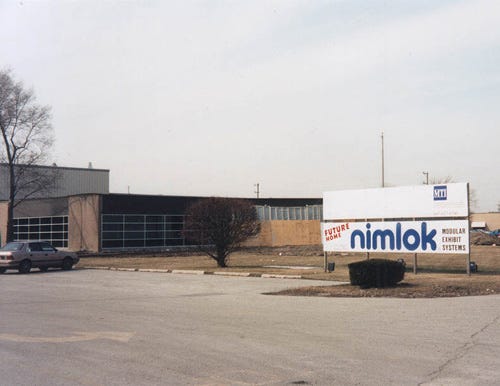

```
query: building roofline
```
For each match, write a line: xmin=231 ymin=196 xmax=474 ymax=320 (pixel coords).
xmin=0 ymin=163 xmax=109 ymax=173
xmin=100 ymin=193 xmax=321 ymax=200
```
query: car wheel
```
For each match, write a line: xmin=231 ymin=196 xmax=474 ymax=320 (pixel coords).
xmin=18 ymin=259 xmax=32 ymax=274
xmin=0 ymin=268 xmax=6 ymax=274
xmin=62 ymin=257 xmax=73 ymax=271
xmin=39 ymin=266 xmax=49 ymax=272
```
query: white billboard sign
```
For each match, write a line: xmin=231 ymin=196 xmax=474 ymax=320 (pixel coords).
xmin=323 ymin=183 xmax=468 ymax=220
xmin=321 ymin=220 xmax=469 ymax=254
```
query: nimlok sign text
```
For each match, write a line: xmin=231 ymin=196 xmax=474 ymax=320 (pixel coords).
xmin=322 ymin=220 xmax=469 ymax=254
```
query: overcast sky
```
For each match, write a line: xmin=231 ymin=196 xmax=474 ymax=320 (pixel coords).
xmin=1 ymin=0 xmax=499 ymax=211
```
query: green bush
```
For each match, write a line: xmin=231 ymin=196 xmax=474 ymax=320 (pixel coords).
xmin=348 ymin=259 xmax=405 ymax=288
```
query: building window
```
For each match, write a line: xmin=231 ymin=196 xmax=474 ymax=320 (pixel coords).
xmin=13 ymin=216 xmax=68 ymax=248
xmin=101 ymin=214 xmax=187 ymax=249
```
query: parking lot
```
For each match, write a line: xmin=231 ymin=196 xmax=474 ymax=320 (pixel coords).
xmin=1 ymin=269 xmax=500 ymax=385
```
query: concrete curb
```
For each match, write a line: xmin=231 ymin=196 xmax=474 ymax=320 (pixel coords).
xmin=171 ymin=269 xmax=205 ymax=275
xmin=213 ymin=272 xmax=251 ymax=277
xmin=81 ymin=266 xmax=307 ymax=280
xmin=261 ymin=274 xmax=302 ymax=279
xmin=83 ymin=266 xmax=110 ymax=270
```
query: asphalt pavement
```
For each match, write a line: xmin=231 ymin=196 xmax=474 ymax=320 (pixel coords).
xmin=1 ymin=269 xmax=499 ymax=385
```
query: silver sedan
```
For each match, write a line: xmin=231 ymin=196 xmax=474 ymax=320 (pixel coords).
xmin=0 ymin=241 xmax=79 ymax=274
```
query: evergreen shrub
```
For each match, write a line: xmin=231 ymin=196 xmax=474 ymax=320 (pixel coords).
xmin=348 ymin=258 xmax=405 ymax=288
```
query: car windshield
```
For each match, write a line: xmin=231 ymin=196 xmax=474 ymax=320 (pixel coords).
xmin=0 ymin=242 xmax=24 ymax=251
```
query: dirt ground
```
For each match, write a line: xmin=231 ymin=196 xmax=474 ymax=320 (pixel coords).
xmin=79 ymin=245 xmax=500 ymax=298
xmin=271 ymin=274 xmax=500 ymax=298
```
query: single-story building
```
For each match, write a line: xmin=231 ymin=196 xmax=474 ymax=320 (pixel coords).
xmin=0 ymin=193 xmax=323 ymax=252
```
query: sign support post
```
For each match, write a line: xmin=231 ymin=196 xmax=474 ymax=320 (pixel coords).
xmin=467 ymin=183 xmax=471 ymax=276
xmin=413 ymin=217 xmax=417 ymax=274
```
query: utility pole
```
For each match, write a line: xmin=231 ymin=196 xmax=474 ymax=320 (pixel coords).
xmin=423 ymin=171 xmax=429 ymax=185
xmin=381 ymin=132 xmax=385 ymax=188
xmin=254 ymin=183 xmax=260 ymax=198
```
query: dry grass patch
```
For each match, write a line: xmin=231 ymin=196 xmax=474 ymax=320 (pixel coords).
xmin=79 ymin=252 xmax=327 ymax=276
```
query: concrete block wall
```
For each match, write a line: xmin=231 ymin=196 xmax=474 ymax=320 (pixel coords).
xmin=0 ymin=201 xmax=7 ymax=246
xmin=244 ymin=220 xmax=321 ymax=247
xmin=68 ymin=194 xmax=101 ymax=252
xmin=471 ymin=213 xmax=500 ymax=231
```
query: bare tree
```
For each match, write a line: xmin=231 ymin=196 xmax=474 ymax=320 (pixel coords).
xmin=0 ymin=70 xmax=55 ymax=242
xmin=184 ymin=197 xmax=260 ymax=267
xmin=429 ymin=175 xmax=454 ymax=184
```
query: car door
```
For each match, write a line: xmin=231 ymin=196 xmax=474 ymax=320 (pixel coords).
xmin=27 ymin=242 xmax=45 ymax=265
xmin=39 ymin=242 xmax=60 ymax=265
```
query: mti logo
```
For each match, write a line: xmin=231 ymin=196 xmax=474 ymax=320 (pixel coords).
xmin=433 ymin=185 xmax=447 ymax=201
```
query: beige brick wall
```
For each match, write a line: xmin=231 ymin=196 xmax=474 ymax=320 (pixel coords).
xmin=69 ymin=195 xmax=101 ymax=252
xmin=244 ymin=220 xmax=321 ymax=247
xmin=471 ymin=212 xmax=500 ymax=231
xmin=0 ymin=201 xmax=7 ymax=246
